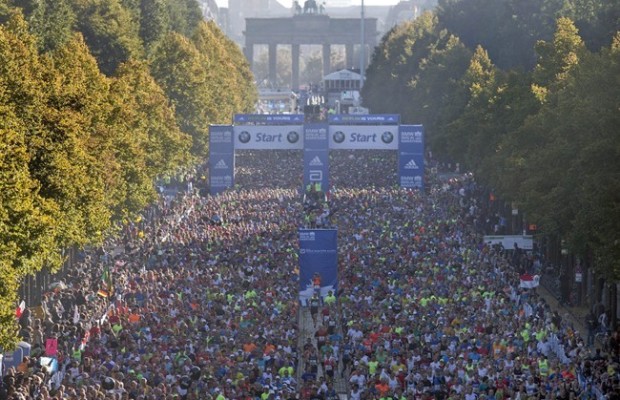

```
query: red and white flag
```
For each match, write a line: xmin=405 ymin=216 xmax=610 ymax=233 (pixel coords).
xmin=15 ymin=300 xmax=26 ymax=319
xmin=519 ymin=273 xmax=540 ymax=289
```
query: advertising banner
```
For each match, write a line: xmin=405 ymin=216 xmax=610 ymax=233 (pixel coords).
xmin=234 ymin=114 xmax=304 ymax=124
xmin=303 ymin=149 xmax=329 ymax=192
xmin=233 ymin=125 xmax=304 ymax=150
xmin=398 ymin=152 xmax=425 ymax=189
xmin=209 ymin=125 xmax=234 ymax=154
xmin=298 ymin=229 xmax=338 ymax=304
xmin=304 ymin=123 xmax=330 ymax=150
xmin=303 ymin=123 xmax=330 ymax=193
xmin=209 ymin=125 xmax=235 ymax=195
xmin=209 ymin=152 xmax=235 ymax=195
xmin=399 ymin=125 xmax=425 ymax=190
xmin=328 ymin=125 xmax=399 ymax=150
xmin=483 ymin=235 xmax=534 ymax=251
xmin=328 ymin=114 xmax=400 ymax=124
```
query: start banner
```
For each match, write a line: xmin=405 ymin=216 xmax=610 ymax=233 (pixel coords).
xmin=328 ymin=125 xmax=399 ymax=150
xmin=233 ymin=125 xmax=304 ymax=150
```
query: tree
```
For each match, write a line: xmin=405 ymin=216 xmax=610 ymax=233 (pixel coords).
xmin=111 ymin=60 xmax=191 ymax=182
xmin=27 ymin=0 xmax=76 ymax=52
xmin=531 ymin=17 xmax=587 ymax=103
xmin=70 ymin=0 xmax=144 ymax=76
xmin=37 ymin=33 xmax=113 ymax=245
xmin=138 ymin=0 xmax=169 ymax=54
xmin=0 ymin=15 xmax=62 ymax=349
xmin=150 ymin=32 xmax=213 ymax=158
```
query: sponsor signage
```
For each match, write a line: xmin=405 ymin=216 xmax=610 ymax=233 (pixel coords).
xmin=303 ymin=149 xmax=329 ymax=192
xmin=303 ymin=123 xmax=330 ymax=192
xmin=298 ymin=229 xmax=338 ymax=304
xmin=233 ymin=125 xmax=304 ymax=150
xmin=234 ymin=114 xmax=304 ymax=124
xmin=328 ymin=114 xmax=400 ymax=124
xmin=303 ymin=123 xmax=330 ymax=150
xmin=209 ymin=153 xmax=235 ymax=195
xmin=328 ymin=125 xmax=399 ymax=150
xmin=398 ymin=125 xmax=425 ymax=190
xmin=209 ymin=125 xmax=235 ymax=195
xmin=483 ymin=235 xmax=534 ymax=251
xmin=398 ymin=153 xmax=425 ymax=189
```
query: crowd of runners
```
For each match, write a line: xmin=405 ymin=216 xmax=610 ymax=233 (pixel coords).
xmin=1 ymin=150 xmax=619 ymax=400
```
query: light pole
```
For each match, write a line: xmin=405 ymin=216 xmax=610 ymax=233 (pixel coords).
xmin=360 ymin=0 xmax=365 ymax=90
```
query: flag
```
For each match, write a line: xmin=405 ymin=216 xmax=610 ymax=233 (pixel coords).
xmin=73 ymin=305 xmax=80 ymax=324
xmin=97 ymin=289 xmax=109 ymax=298
xmin=101 ymin=265 xmax=113 ymax=297
xmin=15 ymin=300 xmax=25 ymax=319
xmin=519 ymin=273 xmax=540 ymax=289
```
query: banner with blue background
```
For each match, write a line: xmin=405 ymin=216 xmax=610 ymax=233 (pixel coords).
xmin=209 ymin=125 xmax=235 ymax=195
xmin=399 ymin=125 xmax=425 ymax=190
xmin=298 ymin=229 xmax=338 ymax=304
xmin=303 ymin=124 xmax=330 ymax=193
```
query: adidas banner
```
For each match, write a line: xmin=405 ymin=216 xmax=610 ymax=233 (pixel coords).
xmin=233 ymin=125 xmax=303 ymax=150
xmin=399 ymin=125 xmax=425 ymax=190
xmin=303 ymin=149 xmax=329 ymax=193
xmin=399 ymin=153 xmax=425 ymax=189
xmin=209 ymin=153 xmax=235 ymax=195
xmin=303 ymin=124 xmax=330 ymax=193
xmin=299 ymin=229 xmax=338 ymax=304
xmin=328 ymin=125 xmax=399 ymax=150
xmin=209 ymin=125 xmax=235 ymax=195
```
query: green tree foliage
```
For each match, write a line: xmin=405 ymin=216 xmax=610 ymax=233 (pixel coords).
xmin=200 ymin=20 xmax=257 ymax=113
xmin=436 ymin=0 xmax=564 ymax=70
xmin=0 ymin=15 xmax=62 ymax=350
xmin=138 ymin=0 xmax=169 ymax=53
xmin=38 ymin=33 xmax=113 ymax=244
xmin=0 ymin=0 xmax=261 ymax=348
xmin=363 ymin=12 xmax=442 ymax=117
xmin=363 ymin=12 xmax=471 ymax=154
xmin=166 ymin=0 xmax=202 ymax=38
xmin=70 ymin=0 xmax=144 ymax=75
xmin=110 ymin=60 xmax=191 ymax=183
xmin=150 ymin=31 xmax=213 ymax=158
xmin=531 ymin=17 xmax=587 ymax=103
xmin=27 ymin=0 xmax=76 ymax=52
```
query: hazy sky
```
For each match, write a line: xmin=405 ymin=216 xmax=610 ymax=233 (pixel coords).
xmin=214 ymin=1 xmax=403 ymax=7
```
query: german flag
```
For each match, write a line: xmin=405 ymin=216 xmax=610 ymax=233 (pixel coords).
xmin=97 ymin=289 xmax=109 ymax=298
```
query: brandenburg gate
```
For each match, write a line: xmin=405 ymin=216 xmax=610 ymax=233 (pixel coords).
xmin=244 ymin=6 xmax=378 ymax=90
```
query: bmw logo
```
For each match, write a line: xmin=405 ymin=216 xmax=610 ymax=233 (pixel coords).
xmin=333 ymin=131 xmax=345 ymax=144
xmin=382 ymin=131 xmax=394 ymax=144
xmin=238 ymin=131 xmax=251 ymax=144
xmin=287 ymin=131 xmax=299 ymax=144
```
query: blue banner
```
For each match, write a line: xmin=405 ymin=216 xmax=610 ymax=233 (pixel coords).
xmin=303 ymin=149 xmax=329 ymax=193
xmin=328 ymin=114 xmax=400 ymax=124
xmin=234 ymin=114 xmax=304 ymax=124
xmin=299 ymin=229 xmax=338 ymax=304
xmin=398 ymin=152 xmax=425 ymax=189
xmin=210 ymin=125 xmax=234 ymax=154
xmin=399 ymin=124 xmax=425 ymax=190
xmin=303 ymin=124 xmax=329 ymax=193
xmin=303 ymin=123 xmax=329 ymax=150
xmin=209 ymin=125 xmax=235 ymax=195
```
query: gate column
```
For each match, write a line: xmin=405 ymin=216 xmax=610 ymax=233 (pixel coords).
xmin=269 ymin=43 xmax=278 ymax=85
xmin=292 ymin=44 xmax=300 ymax=90
xmin=322 ymin=43 xmax=331 ymax=78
